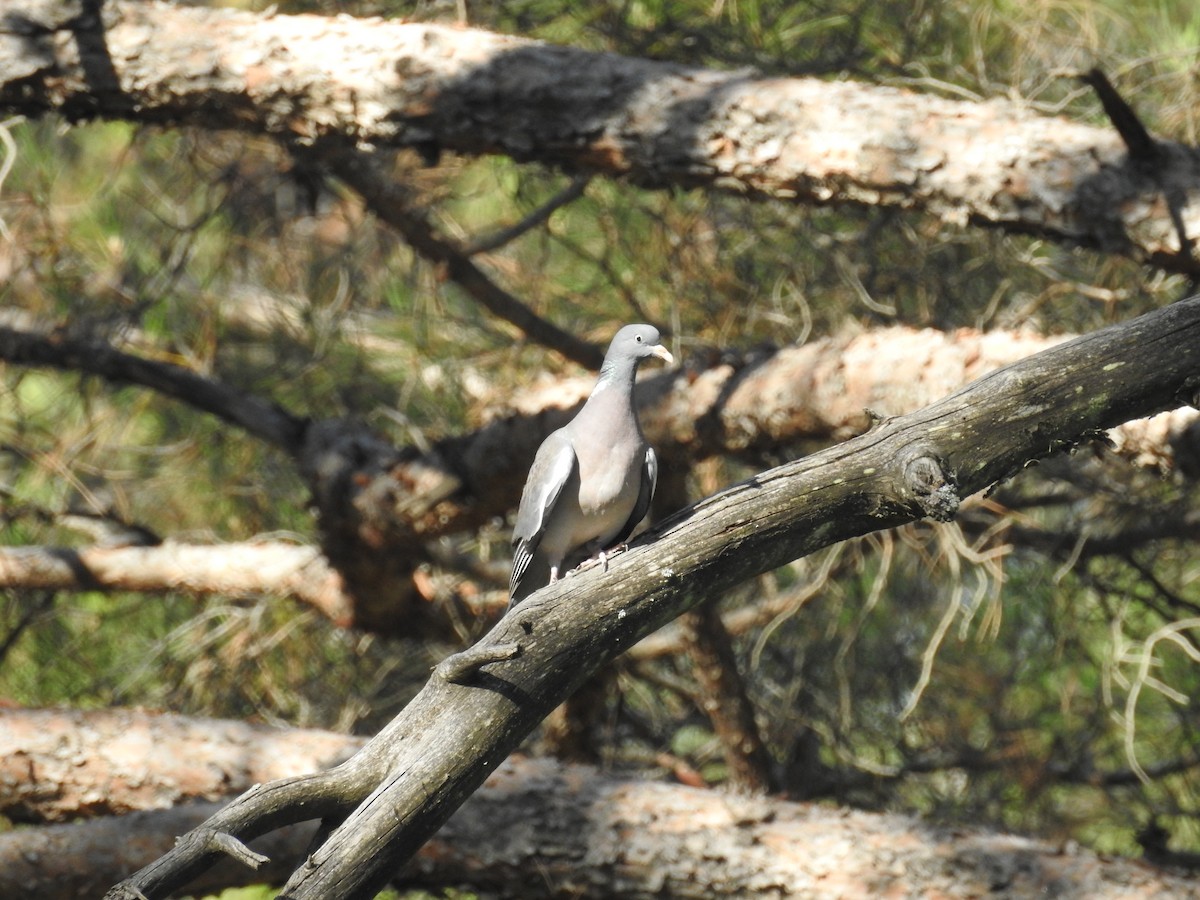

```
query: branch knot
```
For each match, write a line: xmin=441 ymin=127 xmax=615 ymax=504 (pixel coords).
xmin=903 ymin=453 xmax=959 ymax=522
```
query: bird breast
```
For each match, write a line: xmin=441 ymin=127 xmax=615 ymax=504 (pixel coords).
xmin=575 ymin=440 xmax=642 ymax=518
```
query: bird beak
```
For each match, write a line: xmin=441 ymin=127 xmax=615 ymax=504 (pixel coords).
xmin=651 ymin=344 xmax=674 ymax=365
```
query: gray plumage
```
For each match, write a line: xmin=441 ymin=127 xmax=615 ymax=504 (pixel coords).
xmin=509 ymin=324 xmax=673 ymax=607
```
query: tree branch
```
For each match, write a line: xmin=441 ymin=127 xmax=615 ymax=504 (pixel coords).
xmin=0 ymin=542 xmax=353 ymax=627
xmin=463 ymin=175 xmax=590 ymax=255
xmin=108 ymin=297 xmax=1200 ymax=898
xmin=1080 ymin=68 xmax=1158 ymax=163
xmin=309 ymin=144 xmax=605 ymax=370
xmin=3 ymin=2 xmax=1199 ymax=273
xmin=0 ymin=319 xmax=431 ymax=631
xmin=397 ymin=324 xmax=1200 ymax=547
xmin=0 ymin=324 xmax=307 ymax=454
xmin=4 ymin=316 xmax=1196 ymax=636
xmin=679 ymin=599 xmax=776 ymax=793
xmin=1079 ymin=68 xmax=1197 ymax=276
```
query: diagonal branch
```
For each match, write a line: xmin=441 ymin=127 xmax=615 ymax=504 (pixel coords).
xmin=463 ymin=175 xmax=590 ymax=256
xmin=108 ymin=296 xmax=1200 ymax=899
xmin=0 ymin=324 xmax=307 ymax=454
xmin=1080 ymin=68 xmax=1158 ymax=162
xmin=1080 ymin=68 xmax=1197 ymax=274
xmin=311 ymin=144 xmax=605 ymax=370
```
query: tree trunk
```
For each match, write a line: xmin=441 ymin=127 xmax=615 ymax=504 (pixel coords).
xmin=0 ymin=708 xmax=364 ymax=824
xmin=4 ymin=749 xmax=1197 ymax=899
xmin=1 ymin=2 xmax=1198 ymax=275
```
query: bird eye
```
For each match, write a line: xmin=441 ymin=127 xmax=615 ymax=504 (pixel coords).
xmin=636 ymin=335 xmax=643 ymax=342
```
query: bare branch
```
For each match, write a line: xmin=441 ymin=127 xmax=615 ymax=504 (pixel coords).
xmin=679 ymin=600 xmax=776 ymax=793
xmin=0 ymin=324 xmax=307 ymax=454
xmin=463 ymin=175 xmax=590 ymax=255
xmin=311 ymin=145 xmax=605 ymax=370
xmin=0 ymin=541 xmax=353 ymax=626
xmin=1080 ymin=68 xmax=1158 ymax=162
xmin=0 ymin=590 xmax=55 ymax=666
xmin=209 ymin=831 xmax=270 ymax=870
xmin=433 ymin=641 xmax=522 ymax=683
xmin=1079 ymin=68 xmax=1197 ymax=275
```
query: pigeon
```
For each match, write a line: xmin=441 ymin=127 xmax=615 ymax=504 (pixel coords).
xmin=509 ymin=324 xmax=673 ymax=607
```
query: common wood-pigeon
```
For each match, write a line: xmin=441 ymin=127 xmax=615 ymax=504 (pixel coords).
xmin=509 ymin=324 xmax=673 ymax=607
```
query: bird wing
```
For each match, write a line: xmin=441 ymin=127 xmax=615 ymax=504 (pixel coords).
xmin=611 ymin=445 xmax=658 ymax=547
xmin=510 ymin=431 xmax=577 ymax=595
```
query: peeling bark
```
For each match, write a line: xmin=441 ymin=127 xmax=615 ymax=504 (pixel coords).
xmin=6 ymin=751 xmax=1197 ymax=899
xmin=0 ymin=2 xmax=1198 ymax=273
xmin=0 ymin=708 xmax=364 ymax=823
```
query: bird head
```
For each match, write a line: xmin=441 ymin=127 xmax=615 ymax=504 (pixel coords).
xmin=608 ymin=324 xmax=674 ymax=368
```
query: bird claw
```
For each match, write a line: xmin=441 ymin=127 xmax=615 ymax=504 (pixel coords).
xmin=575 ymin=542 xmax=632 ymax=576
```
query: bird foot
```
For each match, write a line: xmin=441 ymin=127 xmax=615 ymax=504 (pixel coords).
xmin=575 ymin=543 xmax=630 ymax=575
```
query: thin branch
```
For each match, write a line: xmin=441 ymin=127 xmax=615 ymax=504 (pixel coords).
xmin=463 ymin=175 xmax=589 ymax=255
xmin=209 ymin=832 xmax=269 ymax=870
xmin=433 ymin=641 xmax=522 ymax=683
xmin=1080 ymin=68 xmax=1158 ymax=162
xmin=309 ymin=145 xmax=605 ymax=370
xmin=1004 ymin=511 xmax=1200 ymax=561
xmin=0 ymin=324 xmax=307 ymax=454
xmin=0 ymin=590 xmax=55 ymax=666
xmin=679 ymin=599 xmax=776 ymax=793
xmin=1079 ymin=68 xmax=1197 ymax=279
